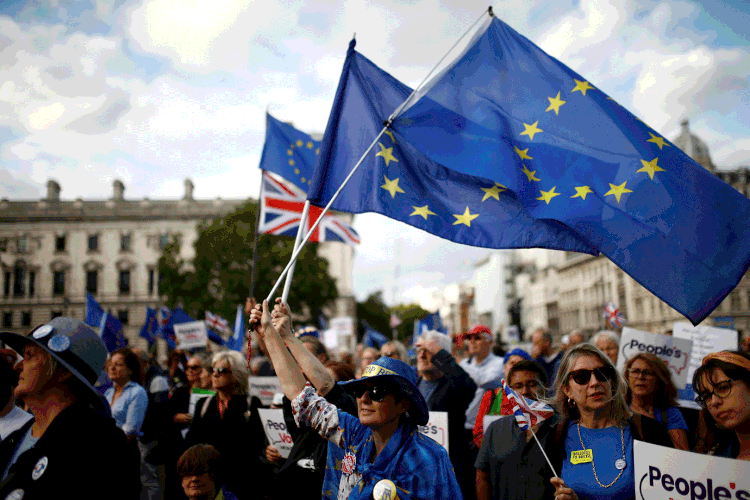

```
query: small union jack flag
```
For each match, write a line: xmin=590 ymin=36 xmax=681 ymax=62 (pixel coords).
xmin=603 ymin=301 xmax=626 ymax=328
xmin=502 ymin=379 xmax=554 ymax=430
xmin=205 ymin=311 xmax=230 ymax=333
xmin=259 ymin=171 xmax=360 ymax=245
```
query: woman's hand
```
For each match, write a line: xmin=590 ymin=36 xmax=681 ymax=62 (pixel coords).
xmin=271 ymin=298 xmax=294 ymax=341
xmin=245 ymin=297 xmax=258 ymax=316
xmin=551 ymin=477 xmax=579 ymax=500
xmin=249 ymin=300 xmax=274 ymax=340
xmin=265 ymin=444 xmax=283 ymax=464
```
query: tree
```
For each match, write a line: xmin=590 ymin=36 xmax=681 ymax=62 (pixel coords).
xmin=158 ymin=200 xmax=338 ymax=323
xmin=391 ymin=303 xmax=431 ymax=342
xmin=355 ymin=291 xmax=390 ymax=341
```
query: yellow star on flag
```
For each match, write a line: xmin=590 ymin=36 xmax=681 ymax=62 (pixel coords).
xmin=520 ymin=121 xmax=543 ymax=140
xmin=637 ymin=157 xmax=665 ymax=180
xmin=536 ymin=187 xmax=561 ymax=204
xmin=410 ymin=205 xmax=436 ymax=219
xmin=546 ymin=92 xmax=566 ymax=115
xmin=288 ymin=159 xmax=295 ymax=166
xmin=381 ymin=175 xmax=405 ymax=198
xmin=296 ymin=139 xmax=303 ymax=147
xmin=294 ymin=168 xmax=300 ymax=174
xmin=452 ymin=206 xmax=479 ymax=227
xmin=306 ymin=141 xmax=313 ymax=149
xmin=315 ymin=148 xmax=320 ymax=155
xmin=301 ymin=177 xmax=306 ymax=183
xmin=646 ymin=133 xmax=670 ymax=150
xmin=572 ymin=79 xmax=594 ymax=96
xmin=384 ymin=130 xmax=396 ymax=143
xmin=605 ymin=181 xmax=633 ymax=203
xmin=571 ymin=186 xmax=593 ymax=200
xmin=481 ymin=184 xmax=506 ymax=201
xmin=376 ymin=143 xmax=399 ymax=166
xmin=287 ymin=149 xmax=293 ymax=155
xmin=521 ymin=164 xmax=540 ymax=182
xmin=514 ymin=146 xmax=533 ymax=160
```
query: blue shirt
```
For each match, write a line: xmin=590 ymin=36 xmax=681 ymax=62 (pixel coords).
xmin=654 ymin=406 xmax=689 ymax=431
xmin=561 ymin=423 xmax=634 ymax=500
xmin=105 ymin=381 xmax=148 ymax=437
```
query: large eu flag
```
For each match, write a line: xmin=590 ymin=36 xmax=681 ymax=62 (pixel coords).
xmin=85 ymin=293 xmax=127 ymax=352
xmin=260 ymin=113 xmax=322 ymax=193
xmin=391 ymin=16 xmax=750 ymax=324
xmin=308 ymin=40 xmax=597 ymax=260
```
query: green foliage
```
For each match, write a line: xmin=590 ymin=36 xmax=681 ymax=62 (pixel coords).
xmin=354 ymin=292 xmax=431 ymax=343
xmin=391 ymin=302 xmax=431 ymax=341
xmin=158 ymin=200 xmax=338 ymax=322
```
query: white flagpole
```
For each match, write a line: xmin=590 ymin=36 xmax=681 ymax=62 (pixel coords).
xmin=264 ymin=7 xmax=492 ymax=304
xmin=528 ymin=424 xmax=558 ymax=478
xmin=281 ymin=200 xmax=310 ymax=304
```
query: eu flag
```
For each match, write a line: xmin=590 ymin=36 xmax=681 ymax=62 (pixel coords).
xmin=161 ymin=307 xmax=226 ymax=348
xmin=260 ymin=113 xmax=322 ymax=193
xmin=392 ymin=17 xmax=750 ymax=324
xmin=308 ymin=40 xmax=597 ymax=258
xmin=140 ymin=307 xmax=158 ymax=345
xmin=85 ymin=293 xmax=127 ymax=352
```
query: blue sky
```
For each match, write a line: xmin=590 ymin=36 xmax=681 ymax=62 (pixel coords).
xmin=1 ymin=0 xmax=748 ymax=304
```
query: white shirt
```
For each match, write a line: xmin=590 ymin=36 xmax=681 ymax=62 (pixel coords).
xmin=0 ymin=406 xmax=33 ymax=441
xmin=460 ymin=353 xmax=504 ymax=429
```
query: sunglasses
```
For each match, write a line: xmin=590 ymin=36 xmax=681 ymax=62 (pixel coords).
xmin=186 ymin=365 xmax=202 ymax=371
xmin=213 ymin=367 xmax=231 ymax=375
xmin=568 ymin=366 xmax=617 ymax=385
xmin=351 ymin=384 xmax=395 ymax=402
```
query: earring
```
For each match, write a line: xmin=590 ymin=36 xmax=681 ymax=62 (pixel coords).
xmin=568 ymin=397 xmax=576 ymax=407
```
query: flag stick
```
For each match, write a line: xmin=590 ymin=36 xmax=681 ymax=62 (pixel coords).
xmin=528 ymin=424 xmax=558 ymax=478
xmin=249 ymin=171 xmax=265 ymax=300
xmin=265 ymin=7 xmax=492 ymax=303
xmin=281 ymin=199 xmax=310 ymax=304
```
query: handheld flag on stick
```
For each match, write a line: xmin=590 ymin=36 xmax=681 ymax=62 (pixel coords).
xmin=85 ymin=293 xmax=127 ymax=352
xmin=604 ymin=302 xmax=626 ymax=329
xmin=140 ymin=307 xmax=158 ymax=345
xmin=205 ymin=311 xmax=230 ymax=334
xmin=227 ymin=305 xmax=245 ymax=352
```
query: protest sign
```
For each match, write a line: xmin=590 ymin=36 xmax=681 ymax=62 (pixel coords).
xmin=258 ymin=408 xmax=294 ymax=458
xmin=248 ymin=377 xmax=283 ymax=407
xmin=174 ymin=321 xmax=208 ymax=350
xmin=634 ymin=441 xmax=750 ymax=500
xmin=188 ymin=388 xmax=215 ymax=416
xmin=418 ymin=411 xmax=449 ymax=453
xmin=618 ymin=327 xmax=693 ymax=388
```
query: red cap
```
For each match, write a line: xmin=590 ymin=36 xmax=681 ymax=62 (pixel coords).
xmin=458 ymin=325 xmax=492 ymax=346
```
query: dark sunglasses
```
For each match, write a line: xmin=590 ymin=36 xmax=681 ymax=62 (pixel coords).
xmin=186 ymin=365 xmax=202 ymax=371
xmin=351 ymin=384 xmax=394 ymax=402
xmin=213 ymin=367 xmax=231 ymax=375
xmin=568 ymin=366 xmax=616 ymax=385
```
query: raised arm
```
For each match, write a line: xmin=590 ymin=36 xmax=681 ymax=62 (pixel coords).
xmin=271 ymin=298 xmax=336 ymax=396
xmin=249 ymin=300 xmax=306 ymax=401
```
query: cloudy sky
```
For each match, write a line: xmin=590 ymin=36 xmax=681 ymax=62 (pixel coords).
xmin=1 ymin=0 xmax=748 ymax=304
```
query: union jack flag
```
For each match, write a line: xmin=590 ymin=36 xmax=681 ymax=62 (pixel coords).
xmin=205 ymin=311 xmax=230 ymax=333
xmin=259 ymin=171 xmax=360 ymax=245
xmin=502 ymin=379 xmax=554 ymax=430
xmin=604 ymin=301 xmax=626 ymax=328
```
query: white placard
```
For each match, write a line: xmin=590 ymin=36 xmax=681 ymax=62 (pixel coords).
xmin=248 ymin=376 xmax=283 ymax=407
xmin=258 ymin=408 xmax=294 ymax=458
xmin=174 ymin=321 xmax=208 ymax=350
xmin=635 ymin=441 xmax=750 ymax=500
xmin=618 ymin=327 xmax=693 ymax=389
xmin=673 ymin=323 xmax=738 ymax=381
xmin=321 ymin=328 xmax=338 ymax=351
xmin=418 ymin=411 xmax=449 ymax=454
xmin=188 ymin=388 xmax=215 ymax=416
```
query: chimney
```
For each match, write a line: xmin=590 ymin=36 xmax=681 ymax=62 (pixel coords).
xmin=183 ymin=178 xmax=194 ymax=201
xmin=681 ymin=118 xmax=689 ymax=132
xmin=113 ymin=179 xmax=125 ymax=201
xmin=46 ymin=179 xmax=61 ymax=202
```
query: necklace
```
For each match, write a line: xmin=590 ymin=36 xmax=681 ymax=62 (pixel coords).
xmin=577 ymin=423 xmax=626 ymax=488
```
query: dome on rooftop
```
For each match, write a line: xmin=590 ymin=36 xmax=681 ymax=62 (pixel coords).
xmin=673 ymin=119 xmax=715 ymax=173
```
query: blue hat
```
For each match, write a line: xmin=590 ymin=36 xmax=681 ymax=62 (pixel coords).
xmin=340 ymin=356 xmax=429 ymax=426
xmin=295 ymin=326 xmax=319 ymax=339
xmin=504 ymin=348 xmax=533 ymax=365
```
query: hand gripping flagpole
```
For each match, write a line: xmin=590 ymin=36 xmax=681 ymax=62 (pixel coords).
xmin=264 ymin=7 xmax=492 ymax=304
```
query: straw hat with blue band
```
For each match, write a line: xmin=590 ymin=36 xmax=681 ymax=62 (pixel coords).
xmin=339 ymin=356 xmax=429 ymax=426
xmin=0 ymin=317 xmax=111 ymax=414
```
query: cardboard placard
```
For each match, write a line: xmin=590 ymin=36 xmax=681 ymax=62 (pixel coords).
xmin=418 ymin=411 xmax=449 ymax=453
xmin=174 ymin=321 xmax=208 ymax=350
xmin=248 ymin=377 xmax=283 ymax=407
xmin=258 ymin=408 xmax=294 ymax=458
xmin=618 ymin=327 xmax=693 ymax=389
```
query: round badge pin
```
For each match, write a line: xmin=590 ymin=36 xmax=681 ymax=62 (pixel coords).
xmin=341 ymin=452 xmax=356 ymax=475
xmin=31 ymin=456 xmax=48 ymax=481
xmin=615 ymin=459 xmax=627 ymax=470
xmin=5 ymin=489 xmax=24 ymax=500
xmin=373 ymin=479 xmax=399 ymax=500
xmin=32 ymin=325 xmax=54 ymax=340
xmin=47 ymin=334 xmax=70 ymax=353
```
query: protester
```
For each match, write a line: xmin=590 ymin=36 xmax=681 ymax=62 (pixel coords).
xmin=544 ymin=344 xmax=672 ymax=500
xmin=250 ymin=300 xmax=463 ymax=500
xmin=186 ymin=350 xmax=263 ymax=499
xmin=532 ymin=328 xmax=563 ymax=384
xmin=624 ymin=353 xmax=689 ymax=450
xmin=177 ymin=444 xmax=238 ymax=500
xmin=358 ymin=346 xmax=380 ymax=377
xmin=0 ymin=349 xmax=32 ymax=440
xmin=415 ymin=329 xmax=477 ymax=498
xmin=167 ymin=350 xmax=188 ymax=391
xmin=381 ymin=340 xmax=408 ymax=361
xmin=325 ymin=360 xmax=356 ymax=382
xmin=692 ymin=351 xmax=750 ymax=459
xmin=459 ymin=324 xmax=505 ymax=451
xmin=245 ymin=297 xmax=276 ymax=376
xmin=741 ymin=336 xmax=750 ymax=353
xmin=0 ymin=318 xmax=139 ymax=498
xmin=300 ymin=336 xmax=330 ymax=364
xmin=476 ymin=359 xmax=556 ymax=500
xmin=568 ymin=331 xmax=586 ymax=348
xmin=591 ymin=330 xmax=620 ymax=365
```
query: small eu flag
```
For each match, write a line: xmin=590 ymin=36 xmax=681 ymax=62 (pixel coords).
xmin=260 ymin=113 xmax=321 ymax=194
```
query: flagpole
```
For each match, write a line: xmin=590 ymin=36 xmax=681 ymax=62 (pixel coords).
xmin=265 ymin=7 xmax=492 ymax=304
xmin=528 ymin=425 xmax=559 ymax=478
xmin=249 ymin=170 xmax=265 ymax=300
xmin=281 ymin=200 xmax=310 ymax=304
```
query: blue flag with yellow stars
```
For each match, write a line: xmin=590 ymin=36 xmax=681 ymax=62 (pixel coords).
xmin=308 ymin=40 xmax=598 ymax=263
xmin=260 ymin=113 xmax=321 ymax=193
xmin=391 ymin=16 xmax=750 ymax=325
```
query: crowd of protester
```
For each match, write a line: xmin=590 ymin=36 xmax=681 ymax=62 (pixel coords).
xmin=0 ymin=307 xmax=748 ymax=499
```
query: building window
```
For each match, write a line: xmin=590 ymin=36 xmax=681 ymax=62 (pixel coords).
xmin=28 ymin=271 xmax=35 ymax=298
xmin=0 ymin=238 xmax=7 ymax=252
xmin=86 ymin=270 xmax=98 ymax=295
xmin=3 ymin=271 xmax=9 ymax=298
xmin=119 ymin=270 xmax=131 ymax=295
xmin=53 ymin=270 xmax=65 ymax=296
xmin=148 ymin=269 xmax=155 ymax=295
xmin=158 ymin=234 xmax=170 ymax=250
xmin=117 ymin=309 xmax=129 ymax=325
xmin=2 ymin=312 xmax=11 ymax=328
xmin=51 ymin=310 xmax=62 ymax=320
xmin=55 ymin=235 xmax=66 ymax=253
xmin=12 ymin=266 xmax=25 ymax=297
xmin=731 ymin=291 xmax=741 ymax=311
xmin=17 ymin=237 xmax=28 ymax=253
xmin=120 ymin=234 xmax=132 ymax=252
xmin=88 ymin=234 xmax=99 ymax=252
xmin=21 ymin=311 xmax=31 ymax=327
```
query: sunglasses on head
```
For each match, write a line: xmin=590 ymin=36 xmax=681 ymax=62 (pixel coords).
xmin=568 ymin=366 xmax=616 ymax=385
xmin=351 ymin=384 xmax=396 ymax=402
